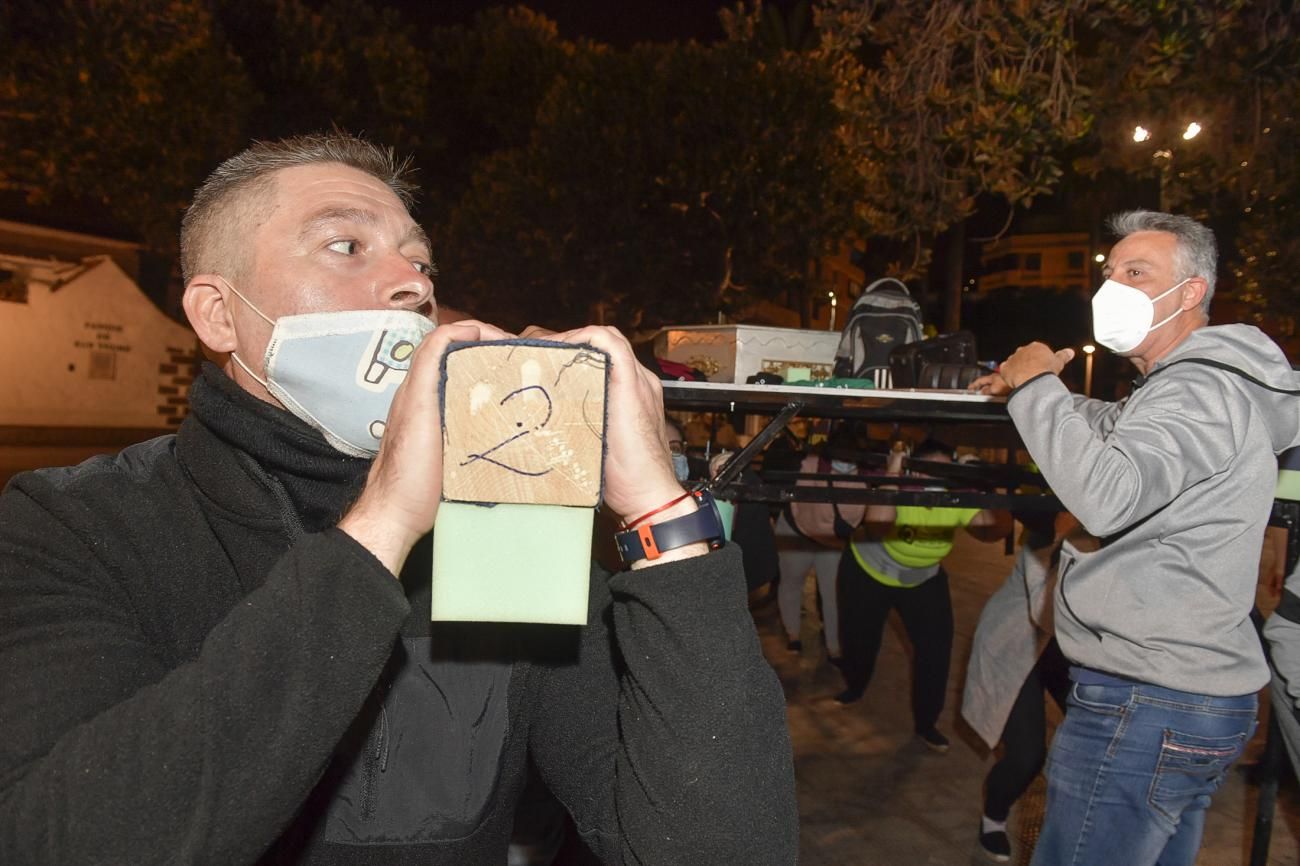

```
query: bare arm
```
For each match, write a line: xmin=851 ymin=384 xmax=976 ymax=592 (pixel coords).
xmin=862 ymin=444 xmax=906 ymax=535
xmin=966 ymin=508 xmax=1014 ymax=542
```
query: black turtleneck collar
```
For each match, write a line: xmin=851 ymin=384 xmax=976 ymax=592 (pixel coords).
xmin=184 ymin=361 xmax=371 ymax=533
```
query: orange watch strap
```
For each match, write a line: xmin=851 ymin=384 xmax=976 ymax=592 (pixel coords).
xmin=636 ymin=524 xmax=661 ymax=560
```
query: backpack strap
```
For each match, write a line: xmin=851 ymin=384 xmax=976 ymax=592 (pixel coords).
xmin=863 ymin=276 xmax=912 ymax=296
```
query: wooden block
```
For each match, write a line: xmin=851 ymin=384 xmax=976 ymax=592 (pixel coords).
xmin=441 ymin=341 xmax=608 ymax=506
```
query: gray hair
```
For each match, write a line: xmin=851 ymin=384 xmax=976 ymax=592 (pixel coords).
xmin=180 ymin=132 xmax=418 ymax=284
xmin=1106 ymin=210 xmax=1217 ymax=313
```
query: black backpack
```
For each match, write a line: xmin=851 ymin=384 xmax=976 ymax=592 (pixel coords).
xmin=832 ymin=277 xmax=924 ymax=383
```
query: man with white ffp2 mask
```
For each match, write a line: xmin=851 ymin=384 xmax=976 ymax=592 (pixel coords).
xmin=970 ymin=210 xmax=1300 ymax=866
xmin=1090 ymin=273 xmax=1191 ymax=354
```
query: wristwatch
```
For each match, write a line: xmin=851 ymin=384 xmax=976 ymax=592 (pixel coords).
xmin=614 ymin=488 xmax=726 ymax=564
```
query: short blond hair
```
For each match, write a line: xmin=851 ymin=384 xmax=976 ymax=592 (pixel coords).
xmin=180 ymin=132 xmax=417 ymax=284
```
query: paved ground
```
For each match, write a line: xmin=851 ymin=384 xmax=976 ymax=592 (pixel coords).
xmin=760 ymin=531 xmax=1300 ymax=866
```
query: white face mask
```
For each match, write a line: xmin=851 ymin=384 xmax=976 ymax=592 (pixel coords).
xmin=224 ymin=281 xmax=436 ymax=456
xmin=1091 ymin=277 xmax=1190 ymax=354
xmin=830 ymin=459 xmax=856 ymax=475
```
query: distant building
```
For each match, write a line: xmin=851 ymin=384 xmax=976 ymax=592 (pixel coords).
xmin=0 ymin=219 xmax=142 ymax=283
xmin=811 ymin=239 xmax=869 ymax=330
xmin=978 ymin=232 xmax=1095 ymax=295
xmin=728 ymin=239 xmax=869 ymax=332
xmin=0 ymin=252 xmax=198 ymax=438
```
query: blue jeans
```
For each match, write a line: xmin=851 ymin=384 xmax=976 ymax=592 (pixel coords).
xmin=1029 ymin=679 xmax=1256 ymax=866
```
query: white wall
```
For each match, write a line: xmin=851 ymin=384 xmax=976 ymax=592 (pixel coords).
xmin=0 ymin=256 xmax=198 ymax=429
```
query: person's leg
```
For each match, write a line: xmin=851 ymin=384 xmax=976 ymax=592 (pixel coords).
xmin=977 ymin=659 xmax=1049 ymax=861
xmin=1030 ymin=682 xmax=1255 ymax=866
xmin=894 ymin=570 xmax=953 ymax=734
xmin=984 ymin=659 xmax=1049 ymax=821
xmin=1039 ymin=637 xmax=1071 ymax=713
xmin=812 ymin=547 xmax=845 ymax=658
xmin=1152 ymin=807 xmax=1209 ymax=866
xmin=776 ymin=546 xmax=814 ymax=646
xmin=835 ymin=552 xmax=893 ymax=701
xmin=1148 ymin=691 xmax=1256 ymax=866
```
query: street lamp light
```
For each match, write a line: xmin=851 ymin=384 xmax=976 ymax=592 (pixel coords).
xmin=1082 ymin=344 xmax=1096 ymax=397
xmin=1153 ymin=148 xmax=1174 ymax=210
xmin=1130 ymin=121 xmax=1202 ymax=211
xmin=827 ymin=291 xmax=838 ymax=331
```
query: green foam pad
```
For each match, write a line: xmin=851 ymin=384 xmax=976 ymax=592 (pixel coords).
xmin=1278 ymin=469 xmax=1300 ymax=502
xmin=715 ymin=499 xmax=735 ymax=542
xmin=431 ymin=500 xmax=593 ymax=624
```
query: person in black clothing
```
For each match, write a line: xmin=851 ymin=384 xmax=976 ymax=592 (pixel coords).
xmin=0 ymin=133 xmax=796 ymax=865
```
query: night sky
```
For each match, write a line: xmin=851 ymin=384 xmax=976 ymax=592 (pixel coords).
xmin=386 ymin=0 xmax=745 ymax=45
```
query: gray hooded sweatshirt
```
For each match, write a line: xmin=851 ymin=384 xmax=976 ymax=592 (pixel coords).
xmin=1007 ymin=324 xmax=1299 ymax=695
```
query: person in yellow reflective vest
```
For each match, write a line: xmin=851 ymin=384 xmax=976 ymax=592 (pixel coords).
xmin=834 ymin=439 xmax=1012 ymax=755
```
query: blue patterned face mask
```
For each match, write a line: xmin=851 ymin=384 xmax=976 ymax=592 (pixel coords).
xmin=671 ymin=452 xmax=691 ymax=482
xmin=224 ymin=281 xmax=436 ymax=457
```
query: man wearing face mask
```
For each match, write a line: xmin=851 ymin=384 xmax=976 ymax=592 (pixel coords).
xmin=664 ymin=417 xmax=692 ymax=483
xmin=0 ymin=134 xmax=797 ymax=865
xmin=970 ymin=210 xmax=1300 ymax=866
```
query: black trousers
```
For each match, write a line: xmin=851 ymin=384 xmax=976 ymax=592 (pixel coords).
xmin=982 ymin=637 xmax=1070 ymax=821
xmin=836 ymin=551 xmax=953 ymax=733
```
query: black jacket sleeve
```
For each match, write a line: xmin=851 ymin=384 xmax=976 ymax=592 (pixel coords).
xmin=526 ymin=545 xmax=798 ymax=865
xmin=0 ymin=478 xmax=410 ymax=865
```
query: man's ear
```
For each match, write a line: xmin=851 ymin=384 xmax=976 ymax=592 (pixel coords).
xmin=183 ymin=275 xmax=238 ymax=354
xmin=1182 ymin=277 xmax=1209 ymax=311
